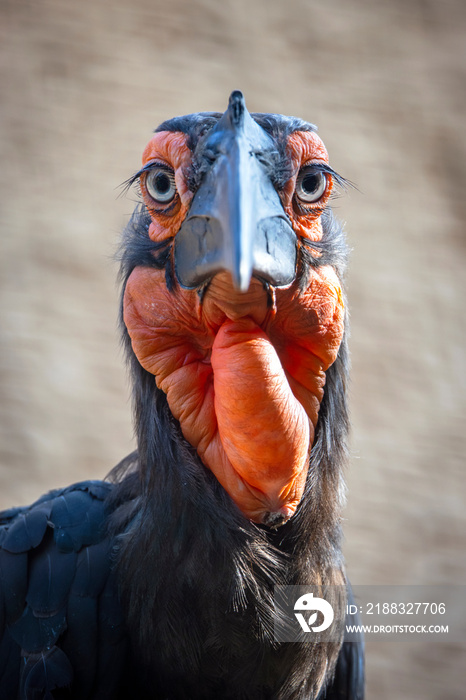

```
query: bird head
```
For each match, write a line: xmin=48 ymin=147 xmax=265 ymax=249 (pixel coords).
xmin=121 ymin=91 xmax=347 ymax=526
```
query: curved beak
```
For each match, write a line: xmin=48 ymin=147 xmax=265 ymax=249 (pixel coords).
xmin=174 ymin=91 xmax=297 ymax=292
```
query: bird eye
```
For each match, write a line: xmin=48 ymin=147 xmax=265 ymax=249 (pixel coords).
xmin=145 ymin=167 xmax=177 ymax=203
xmin=295 ymin=168 xmax=327 ymax=204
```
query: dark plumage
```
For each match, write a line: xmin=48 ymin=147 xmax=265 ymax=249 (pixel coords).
xmin=0 ymin=93 xmax=364 ymax=700
xmin=0 ymin=483 xmax=127 ymax=699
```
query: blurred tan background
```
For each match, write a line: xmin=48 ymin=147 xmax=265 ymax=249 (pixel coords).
xmin=1 ymin=0 xmax=465 ymax=697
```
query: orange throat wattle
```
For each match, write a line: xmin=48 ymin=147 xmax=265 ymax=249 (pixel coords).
xmin=123 ymin=268 xmax=345 ymax=523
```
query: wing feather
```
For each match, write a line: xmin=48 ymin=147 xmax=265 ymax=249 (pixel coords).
xmin=0 ymin=480 xmax=126 ymax=699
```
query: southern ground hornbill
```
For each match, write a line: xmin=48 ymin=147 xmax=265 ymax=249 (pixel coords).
xmin=0 ymin=91 xmax=364 ymax=699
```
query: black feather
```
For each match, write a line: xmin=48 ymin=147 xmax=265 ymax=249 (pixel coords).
xmin=26 ymin=546 xmax=77 ymax=614
xmin=1 ymin=508 xmax=50 ymax=554
xmin=10 ymin=605 xmax=67 ymax=655
xmin=0 ymin=628 xmax=21 ymax=700
xmin=0 ymin=548 xmax=28 ymax=624
xmin=0 ymin=481 xmax=128 ymax=699
xmin=62 ymin=595 xmax=98 ymax=698
xmin=20 ymin=646 xmax=73 ymax=700
xmin=92 ymin=574 xmax=128 ymax=699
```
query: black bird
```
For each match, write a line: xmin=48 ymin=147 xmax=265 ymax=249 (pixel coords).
xmin=0 ymin=91 xmax=364 ymax=700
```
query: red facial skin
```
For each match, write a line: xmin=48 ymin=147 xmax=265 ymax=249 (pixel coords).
xmin=123 ymin=130 xmax=345 ymax=523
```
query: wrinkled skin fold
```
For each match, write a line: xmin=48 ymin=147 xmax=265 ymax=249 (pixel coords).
xmin=124 ymin=265 xmax=345 ymax=522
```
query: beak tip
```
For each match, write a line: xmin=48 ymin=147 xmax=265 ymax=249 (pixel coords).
xmin=233 ymin=261 xmax=253 ymax=293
